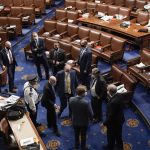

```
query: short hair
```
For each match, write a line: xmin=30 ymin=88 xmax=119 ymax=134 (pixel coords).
xmin=107 ymin=84 xmax=117 ymax=95
xmin=76 ymin=85 xmax=87 ymax=96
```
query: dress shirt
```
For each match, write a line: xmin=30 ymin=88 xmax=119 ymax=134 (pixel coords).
xmin=6 ymin=48 xmax=13 ymax=64
xmin=65 ymin=72 xmax=71 ymax=94
xmin=91 ymin=78 xmax=98 ymax=97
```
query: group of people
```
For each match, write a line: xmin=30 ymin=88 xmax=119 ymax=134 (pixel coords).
xmin=0 ymin=32 xmax=125 ymax=150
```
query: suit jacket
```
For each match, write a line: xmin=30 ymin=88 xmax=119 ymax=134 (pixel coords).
xmin=56 ymin=69 xmax=78 ymax=97
xmin=41 ymin=82 xmax=56 ymax=109
xmin=30 ymin=38 xmax=46 ymax=59
xmin=69 ymin=96 xmax=93 ymax=126
xmin=94 ymin=75 xmax=107 ymax=99
xmin=0 ymin=48 xmax=17 ymax=68
xmin=78 ymin=46 xmax=92 ymax=74
xmin=104 ymin=93 xmax=125 ymax=126
xmin=49 ymin=48 xmax=66 ymax=68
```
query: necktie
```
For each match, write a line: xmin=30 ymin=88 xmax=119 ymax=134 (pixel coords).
xmin=65 ymin=73 xmax=71 ymax=94
xmin=35 ymin=39 xmax=38 ymax=48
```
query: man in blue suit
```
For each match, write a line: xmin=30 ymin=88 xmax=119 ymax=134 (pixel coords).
xmin=56 ymin=64 xmax=78 ymax=118
xmin=69 ymin=85 xmax=93 ymax=150
xmin=78 ymin=40 xmax=92 ymax=89
xmin=30 ymin=32 xmax=49 ymax=81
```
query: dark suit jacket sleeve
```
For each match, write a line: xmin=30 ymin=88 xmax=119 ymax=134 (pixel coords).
xmin=49 ymin=50 xmax=54 ymax=63
xmin=0 ymin=52 xmax=3 ymax=67
xmin=74 ymin=71 xmax=78 ymax=89
xmin=42 ymin=85 xmax=55 ymax=107
xmin=87 ymin=102 xmax=93 ymax=120
xmin=85 ymin=50 xmax=92 ymax=72
xmin=59 ymin=50 xmax=66 ymax=65
xmin=103 ymin=102 xmax=115 ymax=126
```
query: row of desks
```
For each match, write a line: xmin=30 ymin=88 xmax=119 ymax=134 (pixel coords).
xmin=77 ymin=17 xmax=150 ymax=50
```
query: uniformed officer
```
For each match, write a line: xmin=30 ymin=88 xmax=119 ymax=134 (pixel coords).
xmin=23 ymin=74 xmax=40 ymax=126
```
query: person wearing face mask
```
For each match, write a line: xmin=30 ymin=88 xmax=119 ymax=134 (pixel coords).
xmin=77 ymin=39 xmax=92 ymax=89
xmin=49 ymin=42 xmax=66 ymax=75
xmin=0 ymin=41 xmax=18 ymax=93
xmin=91 ymin=68 xmax=107 ymax=123
xmin=41 ymin=76 xmax=60 ymax=136
xmin=56 ymin=64 xmax=78 ymax=118
xmin=23 ymin=74 xmax=41 ymax=127
xmin=30 ymin=32 xmax=49 ymax=81
xmin=69 ymin=85 xmax=93 ymax=150
xmin=102 ymin=84 xmax=125 ymax=150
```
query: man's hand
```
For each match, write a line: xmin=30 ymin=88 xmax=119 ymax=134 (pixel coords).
xmin=84 ymin=70 xmax=87 ymax=73
xmin=2 ymin=65 xmax=5 ymax=70
xmin=56 ymin=61 xmax=60 ymax=65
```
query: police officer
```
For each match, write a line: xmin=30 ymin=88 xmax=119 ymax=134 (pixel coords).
xmin=23 ymin=74 xmax=40 ymax=126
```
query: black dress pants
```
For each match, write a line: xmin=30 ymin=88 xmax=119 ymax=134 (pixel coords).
xmin=58 ymin=93 xmax=72 ymax=118
xmin=91 ymin=96 xmax=102 ymax=121
xmin=79 ymin=72 xmax=90 ymax=90
xmin=73 ymin=126 xmax=87 ymax=150
xmin=35 ymin=56 xmax=49 ymax=79
xmin=7 ymin=64 xmax=15 ymax=91
xmin=107 ymin=123 xmax=124 ymax=150
xmin=47 ymin=107 xmax=58 ymax=132
xmin=27 ymin=104 xmax=38 ymax=126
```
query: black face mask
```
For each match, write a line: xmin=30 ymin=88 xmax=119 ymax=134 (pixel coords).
xmin=6 ymin=47 xmax=10 ymax=50
xmin=81 ymin=44 xmax=85 ymax=48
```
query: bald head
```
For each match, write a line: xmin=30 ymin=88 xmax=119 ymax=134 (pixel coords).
xmin=107 ymin=84 xmax=117 ymax=97
xmin=64 ymin=64 xmax=71 ymax=72
xmin=5 ymin=41 xmax=11 ymax=49
xmin=49 ymin=76 xmax=57 ymax=85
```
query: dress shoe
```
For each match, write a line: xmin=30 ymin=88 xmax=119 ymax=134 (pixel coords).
xmin=9 ymin=88 xmax=17 ymax=93
xmin=13 ymin=86 xmax=18 ymax=89
xmin=53 ymin=130 xmax=61 ymax=137
xmin=102 ymin=145 xmax=113 ymax=150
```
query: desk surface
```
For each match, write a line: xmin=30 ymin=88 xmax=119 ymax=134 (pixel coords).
xmin=78 ymin=17 xmax=150 ymax=39
xmin=8 ymin=113 xmax=46 ymax=150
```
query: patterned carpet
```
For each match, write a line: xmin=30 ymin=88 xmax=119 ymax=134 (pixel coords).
xmin=0 ymin=2 xmax=150 ymax=150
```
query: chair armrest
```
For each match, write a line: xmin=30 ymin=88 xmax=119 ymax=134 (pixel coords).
xmin=60 ymin=31 xmax=68 ymax=36
xmin=127 ymin=56 xmax=141 ymax=67
xmin=49 ymin=29 xmax=57 ymax=35
xmin=59 ymin=17 xmax=67 ymax=22
xmin=82 ymin=36 xmax=89 ymax=40
xmin=17 ymin=13 xmax=23 ymax=18
xmin=70 ymin=34 xmax=78 ymax=40
xmin=139 ymin=21 xmax=148 ymax=26
xmin=101 ymin=44 xmax=111 ymax=51
xmin=130 ymin=18 xmax=136 ymax=23
xmin=111 ymin=50 xmax=123 ymax=57
xmin=38 ymin=28 xmax=44 ymax=35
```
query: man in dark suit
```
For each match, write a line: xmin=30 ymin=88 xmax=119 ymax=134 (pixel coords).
xmin=91 ymin=68 xmax=107 ymax=123
xmin=102 ymin=84 xmax=125 ymax=150
xmin=49 ymin=42 xmax=66 ymax=75
xmin=56 ymin=64 xmax=78 ymax=118
xmin=69 ymin=85 xmax=93 ymax=150
xmin=0 ymin=41 xmax=17 ymax=93
xmin=41 ymin=76 xmax=60 ymax=136
xmin=30 ymin=32 xmax=49 ymax=80
xmin=77 ymin=40 xmax=92 ymax=89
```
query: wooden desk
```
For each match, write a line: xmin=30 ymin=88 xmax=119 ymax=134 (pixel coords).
xmin=8 ymin=112 xmax=46 ymax=150
xmin=78 ymin=17 xmax=150 ymax=50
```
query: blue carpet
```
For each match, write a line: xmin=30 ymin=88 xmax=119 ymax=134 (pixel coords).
xmin=1 ymin=2 xmax=150 ymax=150
xmin=133 ymin=83 xmax=150 ymax=123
